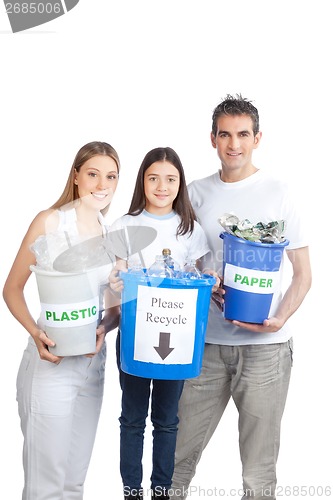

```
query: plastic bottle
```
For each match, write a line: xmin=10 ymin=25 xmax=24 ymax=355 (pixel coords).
xmin=183 ymin=259 xmax=202 ymax=279
xmin=127 ymin=257 xmax=146 ymax=276
xmin=147 ymin=255 xmax=174 ymax=278
xmin=162 ymin=248 xmax=182 ymax=276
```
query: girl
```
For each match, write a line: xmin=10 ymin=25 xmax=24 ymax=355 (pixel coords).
xmin=110 ymin=147 xmax=217 ymax=500
xmin=3 ymin=141 xmax=121 ymax=500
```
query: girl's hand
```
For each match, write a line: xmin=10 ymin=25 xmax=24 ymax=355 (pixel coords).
xmin=211 ymin=275 xmax=225 ymax=311
xmin=211 ymin=272 xmax=221 ymax=293
xmin=33 ymin=329 xmax=62 ymax=364
xmin=202 ymin=269 xmax=224 ymax=310
xmin=201 ymin=268 xmax=221 ymax=292
xmin=109 ymin=262 xmax=127 ymax=294
xmin=211 ymin=284 xmax=225 ymax=311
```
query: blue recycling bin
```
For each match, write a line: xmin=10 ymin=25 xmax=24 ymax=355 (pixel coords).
xmin=120 ymin=272 xmax=216 ymax=380
xmin=220 ymin=232 xmax=289 ymax=324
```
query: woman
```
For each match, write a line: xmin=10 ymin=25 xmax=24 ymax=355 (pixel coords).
xmin=3 ymin=141 xmax=121 ymax=500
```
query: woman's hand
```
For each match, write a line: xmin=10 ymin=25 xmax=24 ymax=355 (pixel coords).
xmin=33 ymin=329 xmax=62 ymax=364
xmin=85 ymin=304 xmax=121 ymax=357
xmin=85 ymin=324 xmax=107 ymax=357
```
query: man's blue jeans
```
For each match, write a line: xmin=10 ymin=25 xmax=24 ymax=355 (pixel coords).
xmin=116 ymin=332 xmax=184 ymax=493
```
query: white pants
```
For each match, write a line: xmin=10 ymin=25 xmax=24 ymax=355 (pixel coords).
xmin=16 ymin=337 xmax=106 ymax=500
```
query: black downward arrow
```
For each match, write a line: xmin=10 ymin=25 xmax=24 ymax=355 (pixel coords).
xmin=154 ymin=332 xmax=174 ymax=360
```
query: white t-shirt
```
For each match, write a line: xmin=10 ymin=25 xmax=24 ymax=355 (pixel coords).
xmin=188 ymin=169 xmax=308 ymax=346
xmin=110 ymin=210 xmax=210 ymax=269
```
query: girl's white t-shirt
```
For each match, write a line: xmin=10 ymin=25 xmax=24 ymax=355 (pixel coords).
xmin=109 ymin=210 xmax=210 ymax=269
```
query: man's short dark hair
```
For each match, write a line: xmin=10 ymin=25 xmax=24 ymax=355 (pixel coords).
xmin=212 ymin=94 xmax=260 ymax=137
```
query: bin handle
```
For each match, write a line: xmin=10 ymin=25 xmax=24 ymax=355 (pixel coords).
xmin=64 ymin=231 xmax=72 ymax=248
xmin=123 ymin=226 xmax=146 ymax=270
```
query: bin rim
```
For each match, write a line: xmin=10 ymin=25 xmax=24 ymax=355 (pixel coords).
xmin=120 ymin=270 xmax=216 ymax=287
xmin=219 ymin=232 xmax=289 ymax=248
xmin=29 ymin=264 xmax=105 ymax=278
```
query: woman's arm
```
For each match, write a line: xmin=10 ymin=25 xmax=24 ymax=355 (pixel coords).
xmin=3 ymin=209 xmax=62 ymax=363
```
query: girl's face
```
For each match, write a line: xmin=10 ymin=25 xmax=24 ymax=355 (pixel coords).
xmin=144 ymin=161 xmax=180 ymax=215
xmin=75 ymin=155 xmax=119 ymax=210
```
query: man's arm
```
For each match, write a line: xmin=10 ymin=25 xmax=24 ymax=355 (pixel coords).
xmin=231 ymin=246 xmax=312 ymax=332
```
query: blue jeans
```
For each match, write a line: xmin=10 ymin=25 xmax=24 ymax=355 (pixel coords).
xmin=116 ymin=332 xmax=184 ymax=493
xmin=171 ymin=341 xmax=293 ymax=500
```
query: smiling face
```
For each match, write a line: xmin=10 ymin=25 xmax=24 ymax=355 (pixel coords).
xmin=74 ymin=154 xmax=119 ymax=211
xmin=144 ymin=160 xmax=180 ymax=215
xmin=211 ymin=114 xmax=262 ymax=182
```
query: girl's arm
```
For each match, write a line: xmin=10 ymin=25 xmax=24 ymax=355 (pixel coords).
xmin=109 ymin=257 xmax=128 ymax=293
xmin=91 ymin=286 xmax=121 ymax=356
xmin=3 ymin=210 xmax=62 ymax=364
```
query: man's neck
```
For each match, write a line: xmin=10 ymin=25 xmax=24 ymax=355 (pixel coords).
xmin=220 ymin=165 xmax=259 ymax=183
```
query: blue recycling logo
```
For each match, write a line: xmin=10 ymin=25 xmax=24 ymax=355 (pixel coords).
xmin=4 ymin=0 xmax=79 ymax=33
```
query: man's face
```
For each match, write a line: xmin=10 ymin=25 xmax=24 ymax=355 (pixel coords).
xmin=211 ymin=114 xmax=261 ymax=177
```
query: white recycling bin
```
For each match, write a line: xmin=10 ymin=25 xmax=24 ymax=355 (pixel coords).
xmin=30 ymin=265 xmax=108 ymax=356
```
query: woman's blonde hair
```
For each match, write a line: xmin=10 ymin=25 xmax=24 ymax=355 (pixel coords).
xmin=50 ymin=141 xmax=120 ymax=216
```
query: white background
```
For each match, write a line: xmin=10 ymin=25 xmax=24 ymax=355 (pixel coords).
xmin=0 ymin=1 xmax=331 ymax=498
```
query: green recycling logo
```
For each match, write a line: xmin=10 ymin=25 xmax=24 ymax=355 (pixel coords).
xmin=4 ymin=0 xmax=79 ymax=33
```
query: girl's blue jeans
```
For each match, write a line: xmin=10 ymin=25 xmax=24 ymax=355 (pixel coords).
xmin=116 ymin=332 xmax=184 ymax=493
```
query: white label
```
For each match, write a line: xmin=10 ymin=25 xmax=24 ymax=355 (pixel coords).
xmin=133 ymin=285 xmax=198 ymax=364
xmin=224 ymin=263 xmax=280 ymax=295
xmin=40 ymin=296 xmax=99 ymax=328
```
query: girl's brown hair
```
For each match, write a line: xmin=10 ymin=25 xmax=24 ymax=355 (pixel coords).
xmin=127 ymin=147 xmax=196 ymax=236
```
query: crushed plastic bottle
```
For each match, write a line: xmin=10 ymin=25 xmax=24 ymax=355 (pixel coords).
xmin=127 ymin=256 xmax=146 ymax=276
xmin=183 ymin=259 xmax=202 ymax=279
xmin=147 ymin=255 xmax=174 ymax=278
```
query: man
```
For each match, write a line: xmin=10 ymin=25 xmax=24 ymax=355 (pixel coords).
xmin=170 ymin=94 xmax=311 ymax=500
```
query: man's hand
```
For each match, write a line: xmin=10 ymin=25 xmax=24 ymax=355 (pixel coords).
xmin=230 ymin=316 xmax=284 ymax=333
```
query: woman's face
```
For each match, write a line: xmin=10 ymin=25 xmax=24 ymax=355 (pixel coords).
xmin=144 ymin=161 xmax=180 ymax=215
xmin=75 ymin=155 xmax=119 ymax=210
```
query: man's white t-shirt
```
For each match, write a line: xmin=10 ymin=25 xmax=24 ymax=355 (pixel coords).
xmin=188 ymin=169 xmax=308 ymax=345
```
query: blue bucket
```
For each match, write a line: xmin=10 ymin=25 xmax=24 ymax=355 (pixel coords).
xmin=120 ymin=272 xmax=216 ymax=379
xmin=220 ymin=233 xmax=289 ymax=324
